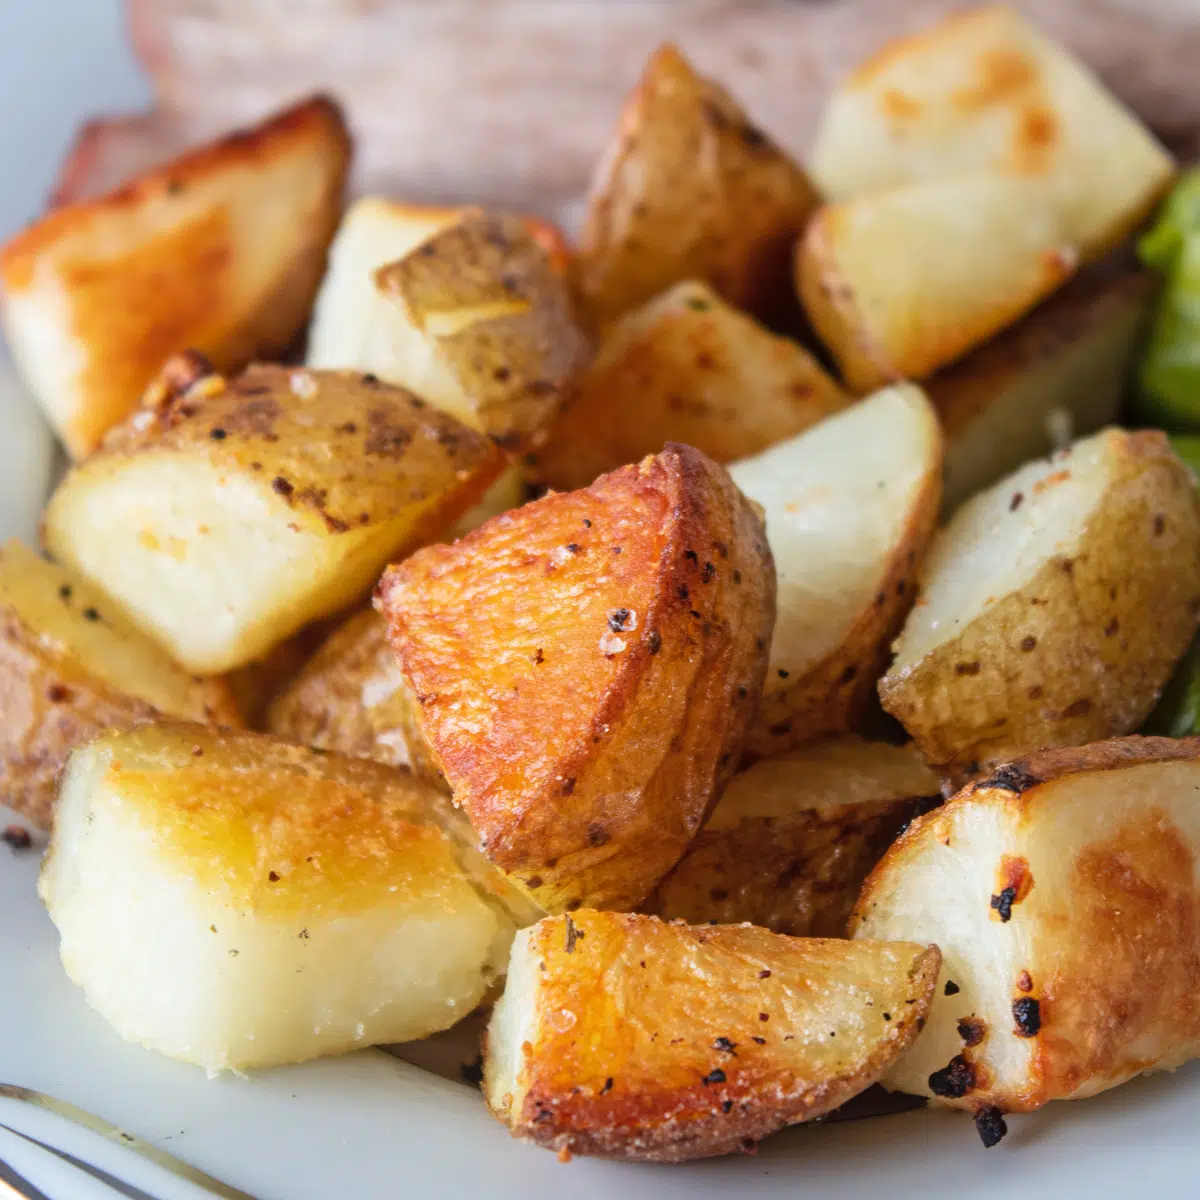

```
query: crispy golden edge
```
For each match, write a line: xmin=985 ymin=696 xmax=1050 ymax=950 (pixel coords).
xmin=0 ymin=96 xmax=350 ymax=286
xmin=743 ymin=436 xmax=943 ymax=758
xmin=879 ymin=432 xmax=1200 ymax=772
xmin=378 ymin=444 xmax=775 ymax=911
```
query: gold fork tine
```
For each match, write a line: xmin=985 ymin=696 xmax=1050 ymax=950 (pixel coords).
xmin=0 ymin=1086 xmax=255 ymax=1200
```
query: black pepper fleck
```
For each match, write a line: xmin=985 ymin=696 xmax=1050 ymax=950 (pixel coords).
xmin=713 ymin=1037 xmax=737 ymax=1054
xmin=565 ymin=915 xmax=579 ymax=954
xmin=82 ymin=607 xmax=100 ymax=622
xmin=209 ymin=428 xmax=227 ymax=440
xmin=647 ymin=631 xmax=662 ymax=655
xmin=702 ymin=1069 xmax=726 ymax=1085
xmin=600 ymin=1077 xmax=613 ymax=1094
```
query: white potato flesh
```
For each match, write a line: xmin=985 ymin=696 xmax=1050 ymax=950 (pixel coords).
xmin=306 ymin=197 xmax=459 ymax=369
xmin=852 ymin=741 xmax=1200 ymax=1111
xmin=39 ymin=725 xmax=537 ymax=1074
xmin=729 ymin=384 xmax=941 ymax=701
xmin=811 ymin=5 xmax=1174 ymax=258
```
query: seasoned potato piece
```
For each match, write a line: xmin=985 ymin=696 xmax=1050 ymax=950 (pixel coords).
xmin=811 ymin=6 xmax=1175 ymax=261
xmin=645 ymin=738 xmax=939 ymax=935
xmin=357 ymin=211 xmax=589 ymax=452
xmin=532 ymin=281 xmax=848 ymax=492
xmin=728 ymin=384 xmax=941 ymax=757
xmin=0 ymin=540 xmax=239 ymax=828
xmin=307 ymin=197 xmax=572 ymax=371
xmin=39 ymin=724 xmax=541 ymax=1074
xmin=933 ymin=257 xmax=1157 ymax=512
xmin=42 ymin=361 xmax=504 ymax=674
xmin=575 ymin=44 xmax=820 ymax=331
xmin=484 ymin=911 xmax=939 ymax=1161
xmin=376 ymin=444 xmax=775 ymax=912
xmin=0 ymin=96 xmax=350 ymax=459
xmin=798 ymin=176 xmax=1077 ymax=391
xmin=266 ymin=608 xmax=442 ymax=782
xmin=881 ymin=429 xmax=1200 ymax=775
xmin=852 ymin=737 xmax=1200 ymax=1122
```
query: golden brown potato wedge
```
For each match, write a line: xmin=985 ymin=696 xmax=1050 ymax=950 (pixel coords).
xmin=881 ymin=429 xmax=1200 ymax=775
xmin=376 ymin=443 xmax=775 ymax=912
xmin=852 ymin=736 xmax=1200 ymax=1121
xmin=0 ymin=540 xmax=240 ymax=828
xmin=42 ymin=360 xmax=505 ymax=674
xmin=797 ymin=176 xmax=1078 ymax=391
xmin=357 ymin=211 xmax=589 ymax=452
xmin=728 ymin=384 xmax=942 ymax=757
xmin=306 ymin=197 xmax=572 ymax=371
xmin=644 ymin=737 xmax=939 ymax=935
xmin=484 ymin=910 xmax=939 ymax=1161
xmin=932 ymin=256 xmax=1157 ymax=513
xmin=575 ymin=43 xmax=820 ymax=331
xmin=40 ymin=723 xmax=540 ymax=1073
xmin=531 ymin=280 xmax=848 ymax=492
xmin=811 ymin=5 xmax=1175 ymax=261
xmin=266 ymin=608 xmax=443 ymax=782
xmin=0 ymin=96 xmax=350 ymax=459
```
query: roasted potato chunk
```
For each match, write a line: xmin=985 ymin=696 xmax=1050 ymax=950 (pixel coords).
xmin=306 ymin=197 xmax=571 ymax=371
xmin=357 ymin=211 xmax=589 ymax=452
xmin=645 ymin=738 xmax=939 ymax=935
xmin=42 ymin=361 xmax=504 ymax=674
xmin=40 ymin=723 xmax=540 ymax=1074
xmin=728 ymin=384 xmax=941 ymax=757
xmin=811 ymin=6 xmax=1175 ymax=261
xmin=266 ymin=608 xmax=442 ymax=782
xmin=798 ymin=176 xmax=1078 ymax=391
xmin=881 ymin=428 xmax=1200 ymax=775
xmin=0 ymin=540 xmax=239 ymax=828
xmin=0 ymin=96 xmax=350 ymax=459
xmin=932 ymin=256 xmax=1157 ymax=513
xmin=852 ymin=737 xmax=1200 ymax=1118
xmin=575 ymin=44 xmax=820 ymax=331
xmin=532 ymin=281 xmax=848 ymax=492
xmin=376 ymin=443 xmax=775 ymax=912
xmin=484 ymin=911 xmax=939 ymax=1161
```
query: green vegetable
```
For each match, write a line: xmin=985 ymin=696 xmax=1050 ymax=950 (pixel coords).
xmin=1135 ymin=170 xmax=1200 ymax=433
xmin=1144 ymin=634 xmax=1200 ymax=737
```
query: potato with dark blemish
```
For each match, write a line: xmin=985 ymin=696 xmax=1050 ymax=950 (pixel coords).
xmin=643 ymin=737 xmax=939 ymax=935
xmin=797 ymin=175 xmax=1078 ymax=391
xmin=575 ymin=43 xmax=820 ymax=332
xmin=810 ymin=6 xmax=1174 ymax=261
xmin=531 ymin=280 xmax=848 ymax=493
xmin=0 ymin=540 xmax=240 ymax=828
xmin=852 ymin=736 xmax=1200 ymax=1115
xmin=484 ymin=910 xmax=939 ymax=1161
xmin=357 ymin=210 xmax=589 ymax=454
xmin=42 ymin=361 xmax=505 ymax=674
xmin=880 ymin=428 xmax=1200 ymax=775
xmin=0 ymin=95 xmax=350 ymax=460
xmin=376 ymin=443 xmax=775 ymax=912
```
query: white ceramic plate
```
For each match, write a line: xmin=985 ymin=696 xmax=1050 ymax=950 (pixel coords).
xmin=3 ymin=5 xmax=1200 ymax=1198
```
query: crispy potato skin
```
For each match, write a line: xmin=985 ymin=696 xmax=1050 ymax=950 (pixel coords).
xmin=0 ymin=96 xmax=350 ymax=458
xmin=881 ymin=432 xmax=1200 ymax=773
xmin=484 ymin=911 xmax=939 ymax=1161
xmin=372 ymin=211 xmax=590 ymax=452
xmin=266 ymin=608 xmax=444 ymax=782
xmin=532 ymin=281 xmax=847 ymax=492
xmin=575 ymin=44 xmax=820 ymax=331
xmin=644 ymin=741 xmax=940 ymax=934
xmin=852 ymin=736 xmax=1200 ymax=1111
xmin=377 ymin=444 xmax=775 ymax=911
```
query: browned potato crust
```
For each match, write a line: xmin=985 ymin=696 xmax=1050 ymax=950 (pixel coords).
xmin=0 ymin=540 xmax=239 ymax=828
xmin=531 ymin=280 xmax=848 ymax=492
xmin=361 ymin=211 xmax=590 ymax=453
xmin=484 ymin=911 xmax=939 ymax=1161
xmin=852 ymin=736 xmax=1200 ymax=1113
xmin=644 ymin=738 xmax=940 ymax=935
xmin=575 ymin=44 xmax=820 ymax=331
xmin=0 ymin=96 xmax=350 ymax=459
xmin=880 ymin=429 xmax=1200 ymax=774
xmin=376 ymin=443 xmax=775 ymax=912
xmin=43 ymin=361 xmax=505 ymax=674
